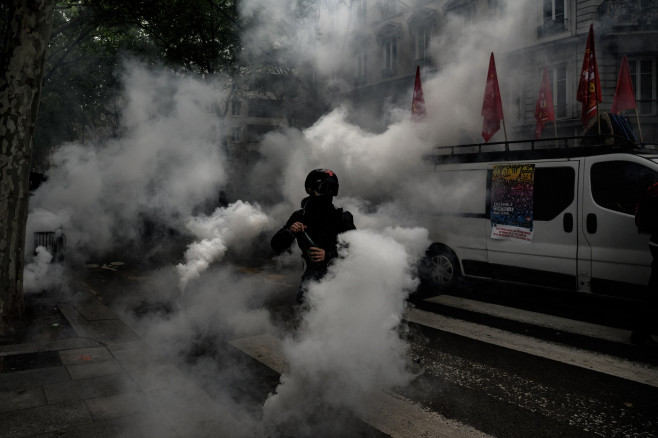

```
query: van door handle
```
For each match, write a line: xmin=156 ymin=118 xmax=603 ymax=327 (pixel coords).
xmin=586 ymin=213 xmax=597 ymax=234
xmin=563 ymin=213 xmax=573 ymax=233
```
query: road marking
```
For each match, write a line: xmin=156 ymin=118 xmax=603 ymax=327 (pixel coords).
xmin=230 ymin=333 xmax=494 ymax=438
xmin=404 ymin=307 xmax=658 ymax=388
xmin=426 ymin=295 xmax=634 ymax=344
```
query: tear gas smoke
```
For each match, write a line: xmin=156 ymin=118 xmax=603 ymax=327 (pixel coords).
xmin=177 ymin=201 xmax=271 ymax=291
xmin=263 ymin=227 xmax=429 ymax=433
xmin=27 ymin=63 xmax=228 ymax=264
xmin=25 ymin=0 xmax=542 ymax=435
xmin=23 ymin=246 xmax=65 ymax=294
xmin=114 ymin=265 xmax=278 ymax=437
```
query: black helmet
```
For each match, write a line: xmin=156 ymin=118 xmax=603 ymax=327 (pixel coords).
xmin=304 ymin=168 xmax=339 ymax=196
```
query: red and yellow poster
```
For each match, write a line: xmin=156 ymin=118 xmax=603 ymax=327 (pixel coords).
xmin=490 ymin=164 xmax=535 ymax=242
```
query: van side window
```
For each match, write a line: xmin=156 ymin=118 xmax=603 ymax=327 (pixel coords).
xmin=591 ymin=161 xmax=658 ymax=215
xmin=534 ymin=167 xmax=575 ymax=221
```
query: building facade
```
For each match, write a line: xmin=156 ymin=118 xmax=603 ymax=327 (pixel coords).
xmin=513 ymin=0 xmax=658 ymax=142
xmin=324 ymin=0 xmax=657 ymax=142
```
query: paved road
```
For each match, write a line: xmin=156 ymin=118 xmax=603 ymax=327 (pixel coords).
xmin=253 ymin=277 xmax=658 ymax=438
xmin=82 ymin=262 xmax=658 ymax=438
xmin=401 ymin=298 xmax=658 ymax=438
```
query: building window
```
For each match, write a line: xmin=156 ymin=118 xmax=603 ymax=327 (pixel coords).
xmin=408 ymin=10 xmax=436 ymax=67
xmin=380 ymin=0 xmax=396 ymax=18
xmin=247 ymin=98 xmax=281 ymax=118
xmin=539 ymin=0 xmax=566 ymax=36
xmin=231 ymin=99 xmax=241 ymax=116
xmin=231 ymin=127 xmax=242 ymax=142
xmin=352 ymin=0 xmax=367 ymax=25
xmin=543 ymin=0 xmax=565 ymax=24
xmin=547 ymin=64 xmax=567 ymax=118
xmin=382 ymin=36 xmax=397 ymax=77
xmin=445 ymin=2 xmax=475 ymax=25
xmin=414 ymin=25 xmax=431 ymax=65
xmin=488 ymin=0 xmax=504 ymax=17
xmin=628 ymin=57 xmax=657 ymax=115
xmin=356 ymin=48 xmax=368 ymax=85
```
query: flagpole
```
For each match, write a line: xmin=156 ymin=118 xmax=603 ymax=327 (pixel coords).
xmin=635 ymin=108 xmax=645 ymax=144
xmin=502 ymin=118 xmax=509 ymax=150
xmin=593 ymin=24 xmax=601 ymax=137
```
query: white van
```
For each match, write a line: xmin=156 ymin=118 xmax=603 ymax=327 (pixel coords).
xmin=419 ymin=139 xmax=658 ymax=298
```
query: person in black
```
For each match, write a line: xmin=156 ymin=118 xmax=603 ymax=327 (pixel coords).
xmin=271 ymin=169 xmax=356 ymax=303
xmin=632 ymin=179 xmax=658 ymax=348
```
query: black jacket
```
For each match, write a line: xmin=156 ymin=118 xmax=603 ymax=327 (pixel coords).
xmin=271 ymin=195 xmax=356 ymax=274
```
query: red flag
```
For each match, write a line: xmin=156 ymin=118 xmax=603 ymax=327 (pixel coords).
xmin=576 ymin=24 xmax=601 ymax=126
xmin=411 ymin=65 xmax=427 ymax=121
xmin=534 ymin=67 xmax=555 ymax=138
xmin=611 ymin=55 xmax=636 ymax=114
xmin=481 ymin=52 xmax=504 ymax=142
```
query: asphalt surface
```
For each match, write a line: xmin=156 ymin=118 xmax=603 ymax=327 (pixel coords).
xmin=2 ymin=261 xmax=657 ymax=437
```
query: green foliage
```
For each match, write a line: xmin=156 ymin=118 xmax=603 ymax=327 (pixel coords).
xmin=30 ymin=0 xmax=244 ymax=170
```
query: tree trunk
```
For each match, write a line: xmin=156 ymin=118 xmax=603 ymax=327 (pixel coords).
xmin=0 ymin=0 xmax=55 ymax=337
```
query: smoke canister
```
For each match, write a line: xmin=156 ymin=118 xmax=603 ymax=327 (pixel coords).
xmin=303 ymin=232 xmax=316 ymax=258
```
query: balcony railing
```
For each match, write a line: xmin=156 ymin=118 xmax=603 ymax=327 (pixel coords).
xmin=537 ymin=19 xmax=567 ymax=38
xmin=598 ymin=0 xmax=658 ymax=28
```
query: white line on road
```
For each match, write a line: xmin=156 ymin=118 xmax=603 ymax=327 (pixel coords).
xmin=425 ymin=295 xmax=633 ymax=344
xmin=403 ymin=307 xmax=658 ymax=388
xmin=230 ymin=333 xmax=494 ymax=438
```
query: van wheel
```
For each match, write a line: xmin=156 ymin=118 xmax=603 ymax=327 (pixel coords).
xmin=420 ymin=245 xmax=461 ymax=291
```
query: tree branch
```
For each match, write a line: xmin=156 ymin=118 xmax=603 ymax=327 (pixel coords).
xmin=45 ymin=22 xmax=95 ymax=82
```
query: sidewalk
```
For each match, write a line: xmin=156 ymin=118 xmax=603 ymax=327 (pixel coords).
xmin=0 ymin=284 xmax=237 ymax=437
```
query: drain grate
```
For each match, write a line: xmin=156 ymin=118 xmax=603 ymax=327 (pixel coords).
xmin=1 ymin=351 xmax=63 ymax=373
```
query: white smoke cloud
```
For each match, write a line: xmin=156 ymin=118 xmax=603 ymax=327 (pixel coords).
xmin=419 ymin=4 xmax=536 ymax=144
xmin=28 ymin=62 xmax=229 ymax=261
xmin=23 ymin=246 xmax=66 ymax=294
xmin=114 ymin=264 xmax=278 ymax=437
xmin=23 ymin=1 xmax=547 ymax=435
xmin=177 ymin=201 xmax=271 ymax=291
xmin=263 ymin=227 xmax=429 ymax=433
xmin=247 ymin=108 xmax=436 ymax=224
xmin=237 ymin=4 xmax=541 ymax=432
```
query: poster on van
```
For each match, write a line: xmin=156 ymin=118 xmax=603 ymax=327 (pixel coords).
xmin=490 ymin=164 xmax=535 ymax=242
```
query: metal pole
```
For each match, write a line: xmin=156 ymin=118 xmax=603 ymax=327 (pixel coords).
xmin=502 ymin=118 xmax=509 ymax=151
xmin=635 ymin=107 xmax=645 ymax=144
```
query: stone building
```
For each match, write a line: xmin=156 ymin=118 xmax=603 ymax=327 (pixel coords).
xmin=321 ymin=0 xmax=657 ymax=142
xmin=513 ymin=0 xmax=658 ymax=141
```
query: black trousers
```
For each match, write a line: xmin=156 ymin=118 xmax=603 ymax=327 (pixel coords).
xmin=295 ymin=266 xmax=326 ymax=303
